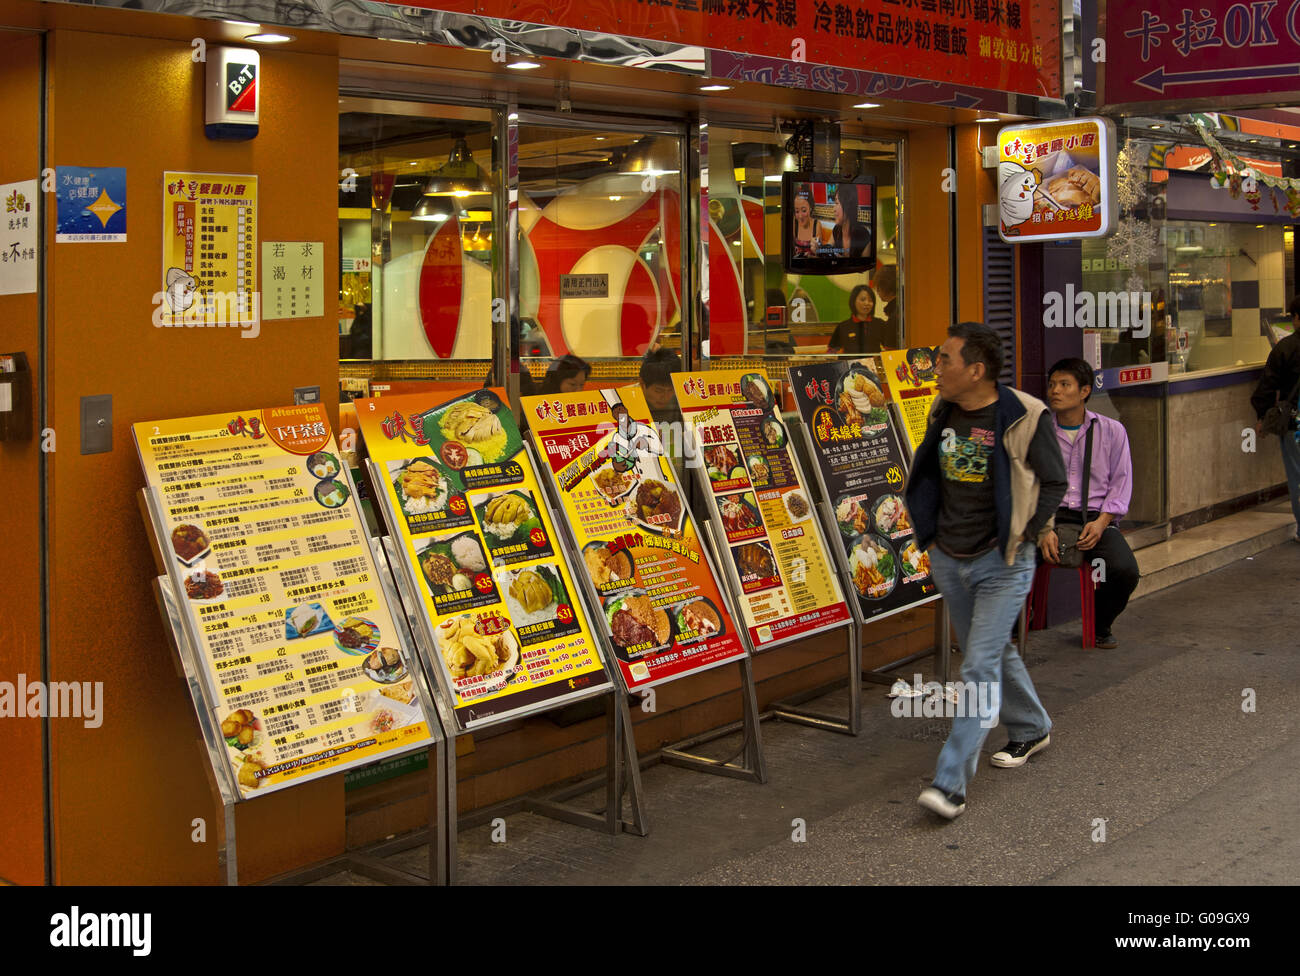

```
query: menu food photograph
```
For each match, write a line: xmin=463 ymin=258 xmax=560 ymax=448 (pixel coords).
xmin=671 ymin=369 xmax=852 ymax=648
xmin=134 ymin=405 xmax=436 ymax=799
xmin=789 ymin=360 xmax=939 ymax=622
xmin=356 ymin=388 xmax=610 ymax=729
xmin=523 ymin=386 xmax=749 ymax=691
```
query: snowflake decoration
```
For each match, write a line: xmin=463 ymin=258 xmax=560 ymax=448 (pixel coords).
xmin=1115 ymin=140 xmax=1149 ymax=215
xmin=1106 ymin=215 xmax=1159 ymax=271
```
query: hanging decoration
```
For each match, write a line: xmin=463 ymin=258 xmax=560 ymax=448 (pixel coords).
xmin=1195 ymin=122 xmax=1300 ymax=218
xmin=1107 ymin=136 xmax=1159 ymax=290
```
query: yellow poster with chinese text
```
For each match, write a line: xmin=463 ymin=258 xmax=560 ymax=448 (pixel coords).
xmin=160 ymin=172 xmax=257 ymax=328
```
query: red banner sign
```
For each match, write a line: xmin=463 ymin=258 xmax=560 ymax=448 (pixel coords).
xmin=1104 ymin=1 xmax=1300 ymax=107
xmin=402 ymin=0 xmax=1063 ymax=98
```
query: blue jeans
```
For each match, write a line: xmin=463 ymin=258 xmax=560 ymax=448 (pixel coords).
xmin=1282 ymin=430 xmax=1300 ymax=532
xmin=928 ymin=541 xmax=1052 ymax=797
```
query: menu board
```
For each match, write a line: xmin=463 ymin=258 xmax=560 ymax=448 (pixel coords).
xmin=788 ymin=361 xmax=940 ymax=623
xmin=355 ymin=388 xmax=610 ymax=729
xmin=523 ymin=387 xmax=748 ymax=691
xmin=133 ymin=405 xmax=436 ymax=800
xmin=880 ymin=347 xmax=940 ymax=454
xmin=671 ymin=370 xmax=852 ymax=648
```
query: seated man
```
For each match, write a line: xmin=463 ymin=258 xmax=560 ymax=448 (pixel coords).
xmin=1039 ymin=358 xmax=1140 ymax=649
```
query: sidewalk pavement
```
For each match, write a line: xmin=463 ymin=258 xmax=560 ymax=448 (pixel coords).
xmin=327 ymin=538 xmax=1300 ymax=885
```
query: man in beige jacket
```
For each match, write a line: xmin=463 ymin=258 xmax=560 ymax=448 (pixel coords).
xmin=904 ymin=322 xmax=1068 ymax=819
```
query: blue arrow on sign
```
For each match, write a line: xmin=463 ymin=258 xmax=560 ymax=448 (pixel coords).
xmin=1135 ymin=62 xmax=1300 ymax=94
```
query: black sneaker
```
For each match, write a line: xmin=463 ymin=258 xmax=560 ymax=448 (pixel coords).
xmin=917 ymin=786 xmax=966 ymax=819
xmin=989 ymin=733 xmax=1051 ymax=768
xmin=1095 ymin=632 xmax=1118 ymax=649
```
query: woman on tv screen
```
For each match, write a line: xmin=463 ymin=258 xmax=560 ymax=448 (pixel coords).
xmin=830 ymin=184 xmax=870 ymax=258
xmin=791 ymin=190 xmax=830 ymax=257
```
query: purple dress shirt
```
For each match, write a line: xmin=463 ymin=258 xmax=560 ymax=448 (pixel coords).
xmin=1054 ymin=410 xmax=1133 ymax=518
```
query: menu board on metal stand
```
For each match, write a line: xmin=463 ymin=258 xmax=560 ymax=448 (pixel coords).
xmin=354 ymin=388 xmax=612 ymax=731
xmin=522 ymin=387 xmax=750 ymax=692
xmin=788 ymin=360 xmax=941 ymax=624
xmin=133 ymin=405 xmax=439 ymax=802
xmin=670 ymin=369 xmax=852 ymax=649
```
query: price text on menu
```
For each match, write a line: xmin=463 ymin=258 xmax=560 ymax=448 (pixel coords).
xmin=133 ymin=404 xmax=434 ymax=799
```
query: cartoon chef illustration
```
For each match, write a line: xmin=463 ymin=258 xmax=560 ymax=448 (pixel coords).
xmin=998 ymin=161 xmax=1039 ymax=235
xmin=163 ymin=267 xmax=197 ymax=313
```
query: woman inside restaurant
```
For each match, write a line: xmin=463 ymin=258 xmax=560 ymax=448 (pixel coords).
xmin=827 ymin=284 xmax=892 ymax=354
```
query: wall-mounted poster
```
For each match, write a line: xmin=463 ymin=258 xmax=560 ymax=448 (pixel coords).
xmin=788 ymin=360 xmax=940 ymax=623
xmin=355 ymin=387 xmax=610 ymax=729
xmin=55 ymin=166 xmax=126 ymax=242
xmin=0 ymin=179 xmax=38 ymax=294
xmin=523 ymin=387 xmax=749 ymax=692
xmin=880 ymin=347 xmax=940 ymax=456
xmin=133 ymin=404 xmax=436 ymax=799
xmin=671 ymin=369 xmax=852 ymax=648
xmin=160 ymin=172 xmax=257 ymax=328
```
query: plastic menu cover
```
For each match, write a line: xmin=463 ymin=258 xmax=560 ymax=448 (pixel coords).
xmin=523 ymin=387 xmax=748 ymax=691
xmin=133 ymin=405 xmax=436 ymax=800
xmin=879 ymin=347 xmax=940 ymax=454
xmin=671 ymin=369 xmax=852 ymax=648
xmin=355 ymin=388 xmax=610 ymax=729
xmin=788 ymin=361 xmax=940 ymax=622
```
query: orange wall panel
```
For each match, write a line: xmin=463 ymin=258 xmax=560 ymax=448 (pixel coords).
xmin=0 ymin=29 xmax=46 ymax=887
xmin=45 ymin=30 xmax=342 ymax=883
xmin=902 ymin=126 xmax=953 ymax=349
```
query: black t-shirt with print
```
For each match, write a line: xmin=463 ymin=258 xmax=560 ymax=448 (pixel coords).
xmin=936 ymin=401 xmax=999 ymax=557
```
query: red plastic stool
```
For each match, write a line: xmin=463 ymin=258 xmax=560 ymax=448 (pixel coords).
xmin=1027 ymin=563 xmax=1096 ymax=649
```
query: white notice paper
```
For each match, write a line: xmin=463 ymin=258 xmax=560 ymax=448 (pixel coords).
xmin=0 ymin=180 xmax=38 ymax=296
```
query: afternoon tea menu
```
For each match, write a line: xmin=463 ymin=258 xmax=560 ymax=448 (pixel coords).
xmin=671 ymin=369 xmax=851 ymax=648
xmin=134 ymin=404 xmax=435 ymax=800
xmin=523 ymin=386 xmax=748 ymax=691
xmin=355 ymin=387 xmax=610 ymax=729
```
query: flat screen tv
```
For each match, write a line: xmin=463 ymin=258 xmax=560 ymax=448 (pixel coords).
xmin=781 ymin=172 xmax=876 ymax=276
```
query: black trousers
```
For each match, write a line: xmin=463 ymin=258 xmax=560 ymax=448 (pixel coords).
xmin=1049 ymin=509 xmax=1141 ymax=636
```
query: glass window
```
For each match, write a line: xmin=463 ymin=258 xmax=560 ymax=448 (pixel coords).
xmin=707 ymin=126 xmax=902 ymax=372
xmin=338 ymin=99 xmax=499 ymax=397
xmin=514 ymin=121 xmax=688 ymax=398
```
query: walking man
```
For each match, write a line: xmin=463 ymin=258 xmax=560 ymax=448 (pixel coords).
xmin=905 ymin=322 xmax=1068 ymax=819
xmin=1041 ymin=358 xmax=1140 ymax=648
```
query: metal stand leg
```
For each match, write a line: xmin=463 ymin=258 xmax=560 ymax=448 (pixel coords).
xmin=222 ymin=795 xmax=237 ymax=886
xmin=769 ymin=619 xmax=863 ymax=735
xmin=661 ymin=657 xmax=768 ymax=783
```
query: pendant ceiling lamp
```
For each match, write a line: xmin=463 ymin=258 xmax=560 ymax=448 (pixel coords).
xmin=421 ymin=137 xmax=491 ymax=197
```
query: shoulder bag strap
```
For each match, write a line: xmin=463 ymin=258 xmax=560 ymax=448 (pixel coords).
xmin=1081 ymin=420 xmax=1094 ymax=521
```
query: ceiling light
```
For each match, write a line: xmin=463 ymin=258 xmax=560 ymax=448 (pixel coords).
xmin=1256 ymin=223 xmax=1265 ymax=228
xmin=421 ymin=137 xmax=491 ymax=197
xmin=855 ymin=102 xmax=882 ymax=109
xmin=411 ymin=196 xmax=453 ymax=222
xmin=507 ymin=61 xmax=542 ymax=70
xmin=224 ymin=20 xmax=259 ymax=29
xmin=699 ymin=84 xmax=732 ymax=92
xmin=975 ymin=116 xmax=999 ymax=123
xmin=608 ymin=195 xmax=623 ymax=201
xmin=1150 ymin=123 xmax=1164 ymax=129
xmin=594 ymin=136 xmax=606 ymax=141
xmin=244 ymin=32 xmax=293 ymax=43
